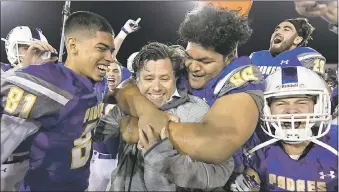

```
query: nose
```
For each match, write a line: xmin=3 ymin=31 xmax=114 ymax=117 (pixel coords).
xmin=284 ymin=105 xmax=301 ymax=115
xmin=107 ymin=70 xmax=113 ymax=77
xmin=152 ymin=79 xmax=162 ymax=92
xmin=104 ymin=52 xmax=114 ymax=63
xmin=189 ymin=60 xmax=201 ymax=72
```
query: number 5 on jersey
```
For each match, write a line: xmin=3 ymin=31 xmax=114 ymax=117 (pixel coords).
xmin=4 ymin=87 xmax=37 ymax=119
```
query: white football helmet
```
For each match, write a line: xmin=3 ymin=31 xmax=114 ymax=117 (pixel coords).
xmin=1 ymin=26 xmax=48 ymax=66
xmin=127 ymin=52 xmax=139 ymax=73
xmin=262 ymin=66 xmax=332 ymax=144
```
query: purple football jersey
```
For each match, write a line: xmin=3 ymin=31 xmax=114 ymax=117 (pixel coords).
xmin=92 ymin=67 xmax=131 ymax=156
xmin=2 ymin=62 xmax=106 ymax=191
xmin=251 ymin=47 xmax=326 ymax=78
xmin=246 ymin=125 xmax=338 ymax=191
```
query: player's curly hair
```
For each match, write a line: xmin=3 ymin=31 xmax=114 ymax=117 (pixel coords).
xmin=132 ymin=42 xmax=185 ymax=79
xmin=178 ymin=4 xmax=253 ymax=56
xmin=285 ymin=17 xmax=315 ymax=46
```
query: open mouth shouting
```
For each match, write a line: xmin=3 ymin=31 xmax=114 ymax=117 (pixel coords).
xmin=272 ymin=35 xmax=283 ymax=45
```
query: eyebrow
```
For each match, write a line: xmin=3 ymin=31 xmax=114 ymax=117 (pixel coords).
xmin=187 ymin=54 xmax=214 ymax=62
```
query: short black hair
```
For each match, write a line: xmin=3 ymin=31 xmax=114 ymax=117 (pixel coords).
xmin=178 ymin=4 xmax=252 ymax=56
xmin=285 ymin=17 xmax=315 ymax=46
xmin=132 ymin=42 xmax=185 ymax=78
xmin=64 ymin=11 xmax=114 ymax=38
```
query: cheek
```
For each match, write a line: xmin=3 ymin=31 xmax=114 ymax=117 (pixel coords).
xmin=162 ymin=80 xmax=176 ymax=93
xmin=306 ymin=104 xmax=314 ymax=113
xmin=205 ymin=62 xmax=224 ymax=77
xmin=270 ymin=106 xmax=280 ymax=115
xmin=137 ymin=81 xmax=150 ymax=95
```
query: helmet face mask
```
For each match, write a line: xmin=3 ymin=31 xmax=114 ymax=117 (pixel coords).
xmin=3 ymin=26 xmax=48 ymax=66
xmin=262 ymin=67 xmax=332 ymax=144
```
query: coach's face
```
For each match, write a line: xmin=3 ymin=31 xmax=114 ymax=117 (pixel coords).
xmin=137 ymin=59 xmax=176 ymax=108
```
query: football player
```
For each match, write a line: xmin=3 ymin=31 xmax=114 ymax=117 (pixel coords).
xmin=230 ymin=66 xmax=338 ymax=191
xmin=250 ymin=18 xmax=326 ymax=78
xmin=1 ymin=11 xmax=114 ymax=191
xmin=111 ymin=4 xmax=264 ymax=164
xmin=0 ymin=26 xmax=57 ymax=191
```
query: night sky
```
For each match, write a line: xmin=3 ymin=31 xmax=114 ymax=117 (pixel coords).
xmin=1 ymin=1 xmax=338 ymax=66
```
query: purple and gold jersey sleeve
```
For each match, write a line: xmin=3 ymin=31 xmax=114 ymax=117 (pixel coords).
xmin=1 ymin=65 xmax=73 ymax=163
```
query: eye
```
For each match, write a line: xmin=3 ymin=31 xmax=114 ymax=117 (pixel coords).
xmin=275 ymin=102 xmax=285 ymax=106
xmin=297 ymin=102 xmax=309 ymax=105
xmin=161 ymin=77 xmax=170 ymax=81
xmin=144 ymin=77 xmax=153 ymax=81
xmin=97 ymin=47 xmax=106 ymax=52
xmin=202 ymin=61 xmax=212 ymax=65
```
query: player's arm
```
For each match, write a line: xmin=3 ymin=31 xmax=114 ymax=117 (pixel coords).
xmin=167 ymin=91 xmax=261 ymax=164
xmin=115 ymin=67 xmax=263 ymax=164
xmin=1 ymin=69 xmax=70 ymax=163
xmin=112 ymin=18 xmax=141 ymax=57
xmin=117 ymin=92 xmax=260 ymax=164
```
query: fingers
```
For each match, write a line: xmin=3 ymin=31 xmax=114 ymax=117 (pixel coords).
xmin=138 ymin=128 xmax=148 ymax=147
xmin=137 ymin=140 xmax=145 ymax=151
xmin=30 ymin=41 xmax=57 ymax=55
xmin=295 ymin=0 xmax=328 ymax=17
xmin=145 ymin=125 xmax=158 ymax=143
xmin=42 ymin=56 xmax=58 ymax=64
xmin=160 ymin=127 xmax=168 ymax=139
xmin=166 ymin=113 xmax=180 ymax=123
xmin=135 ymin=18 xmax=141 ymax=25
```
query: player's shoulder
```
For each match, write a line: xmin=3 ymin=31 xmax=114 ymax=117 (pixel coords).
xmin=292 ymin=47 xmax=324 ymax=60
xmin=293 ymin=46 xmax=319 ymax=54
xmin=16 ymin=62 xmax=73 ymax=87
xmin=2 ymin=62 xmax=74 ymax=107
xmin=1 ymin=62 xmax=13 ymax=72
xmin=321 ymin=124 xmax=338 ymax=150
xmin=214 ymin=56 xmax=264 ymax=98
xmin=249 ymin=50 xmax=270 ymax=59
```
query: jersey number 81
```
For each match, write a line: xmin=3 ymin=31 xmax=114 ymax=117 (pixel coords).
xmin=4 ymin=87 xmax=37 ymax=119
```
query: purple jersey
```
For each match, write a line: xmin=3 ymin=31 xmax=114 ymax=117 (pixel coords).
xmin=250 ymin=47 xmax=326 ymax=78
xmin=245 ymin=125 xmax=338 ymax=191
xmin=178 ymin=56 xmax=265 ymax=107
xmin=92 ymin=103 xmax=120 ymax=157
xmin=1 ymin=62 xmax=106 ymax=191
xmin=92 ymin=67 xmax=131 ymax=156
xmin=1 ymin=62 xmax=37 ymax=162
